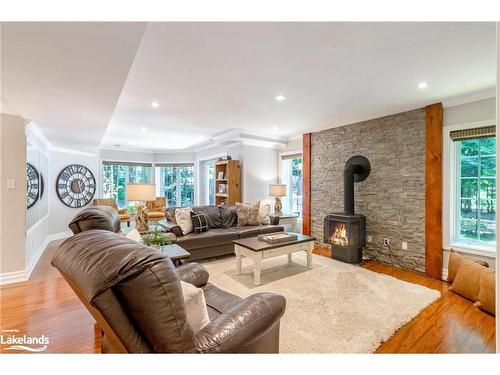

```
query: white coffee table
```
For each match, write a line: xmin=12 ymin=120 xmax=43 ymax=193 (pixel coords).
xmin=233 ymin=233 xmax=315 ymax=285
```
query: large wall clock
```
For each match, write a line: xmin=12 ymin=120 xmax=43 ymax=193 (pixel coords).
xmin=26 ymin=163 xmax=40 ymax=209
xmin=56 ymin=164 xmax=96 ymax=208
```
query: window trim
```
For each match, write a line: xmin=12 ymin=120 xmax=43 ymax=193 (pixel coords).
xmin=443 ymin=119 xmax=496 ymax=255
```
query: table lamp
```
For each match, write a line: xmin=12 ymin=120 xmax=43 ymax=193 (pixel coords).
xmin=126 ymin=183 xmax=156 ymax=232
xmin=269 ymin=184 xmax=287 ymax=216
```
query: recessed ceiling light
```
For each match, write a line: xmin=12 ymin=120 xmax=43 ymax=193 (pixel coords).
xmin=417 ymin=82 xmax=428 ymax=89
xmin=128 ymin=140 xmax=134 ymax=145
xmin=273 ymin=126 xmax=278 ymax=131
xmin=151 ymin=101 xmax=160 ymax=108
xmin=275 ymin=95 xmax=286 ymax=102
xmin=141 ymin=127 xmax=148 ymax=132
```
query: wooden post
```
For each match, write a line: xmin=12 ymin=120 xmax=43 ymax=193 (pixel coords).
xmin=302 ymin=133 xmax=312 ymax=235
xmin=425 ymin=103 xmax=443 ymax=279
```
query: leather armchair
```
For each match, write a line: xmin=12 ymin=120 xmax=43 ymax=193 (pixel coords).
xmin=51 ymin=230 xmax=286 ymax=353
xmin=93 ymin=198 xmax=130 ymax=227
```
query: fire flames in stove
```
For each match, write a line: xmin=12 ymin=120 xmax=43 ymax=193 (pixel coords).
xmin=331 ymin=223 xmax=348 ymax=246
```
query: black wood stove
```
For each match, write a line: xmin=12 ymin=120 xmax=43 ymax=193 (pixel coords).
xmin=324 ymin=155 xmax=370 ymax=263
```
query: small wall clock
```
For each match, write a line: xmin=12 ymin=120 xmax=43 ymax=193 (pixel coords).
xmin=26 ymin=163 xmax=40 ymax=209
xmin=56 ymin=164 xmax=96 ymax=208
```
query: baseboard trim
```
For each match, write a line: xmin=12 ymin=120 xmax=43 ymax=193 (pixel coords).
xmin=0 ymin=270 xmax=28 ymax=286
xmin=1 ymin=231 xmax=72 ymax=286
xmin=441 ymin=268 xmax=448 ymax=282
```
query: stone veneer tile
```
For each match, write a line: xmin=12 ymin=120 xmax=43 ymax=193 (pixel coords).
xmin=311 ymin=108 xmax=426 ymax=272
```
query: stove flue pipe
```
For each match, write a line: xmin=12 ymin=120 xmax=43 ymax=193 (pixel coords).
xmin=343 ymin=155 xmax=371 ymax=215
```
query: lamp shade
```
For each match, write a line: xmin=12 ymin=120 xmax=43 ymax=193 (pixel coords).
xmin=269 ymin=184 xmax=287 ymax=197
xmin=126 ymin=183 xmax=156 ymax=201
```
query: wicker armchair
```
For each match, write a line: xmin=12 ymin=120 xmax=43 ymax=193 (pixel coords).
xmin=93 ymin=198 xmax=130 ymax=227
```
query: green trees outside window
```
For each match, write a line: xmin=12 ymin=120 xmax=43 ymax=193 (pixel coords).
xmin=102 ymin=163 xmax=152 ymax=208
xmin=458 ymin=137 xmax=496 ymax=244
xmin=157 ymin=165 xmax=194 ymax=207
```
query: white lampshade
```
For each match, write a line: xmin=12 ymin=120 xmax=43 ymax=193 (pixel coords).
xmin=126 ymin=183 xmax=156 ymax=201
xmin=269 ymin=184 xmax=287 ymax=197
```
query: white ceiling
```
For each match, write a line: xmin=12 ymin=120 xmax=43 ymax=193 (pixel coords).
xmin=1 ymin=22 xmax=496 ymax=153
xmin=1 ymin=22 xmax=147 ymax=151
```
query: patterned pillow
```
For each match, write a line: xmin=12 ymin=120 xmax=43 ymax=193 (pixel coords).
xmin=235 ymin=201 xmax=261 ymax=226
xmin=190 ymin=211 xmax=210 ymax=233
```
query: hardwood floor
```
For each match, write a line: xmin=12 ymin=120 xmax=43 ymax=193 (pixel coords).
xmin=315 ymin=246 xmax=496 ymax=353
xmin=0 ymin=241 xmax=495 ymax=354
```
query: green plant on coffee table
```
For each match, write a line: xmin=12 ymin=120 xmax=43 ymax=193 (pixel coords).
xmin=141 ymin=227 xmax=173 ymax=248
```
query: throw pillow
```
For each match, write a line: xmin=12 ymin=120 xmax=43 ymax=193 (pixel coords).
xmin=235 ymin=201 xmax=261 ymax=226
xmin=125 ymin=228 xmax=142 ymax=243
xmin=175 ymin=207 xmax=194 ymax=235
xmin=180 ymin=280 xmax=210 ymax=334
xmin=259 ymin=201 xmax=271 ymax=225
xmin=447 ymin=250 xmax=463 ymax=283
xmin=475 ymin=269 xmax=496 ymax=315
xmin=450 ymin=259 xmax=485 ymax=302
xmin=190 ymin=211 xmax=210 ymax=234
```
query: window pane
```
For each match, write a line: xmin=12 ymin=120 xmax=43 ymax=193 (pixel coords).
xmin=479 ymin=179 xmax=496 ymax=200
xmin=290 ymin=157 xmax=303 ymax=216
xmin=460 ymin=178 xmax=478 ymax=199
xmin=180 ymin=166 xmax=194 ymax=206
xmin=460 ymin=218 xmax=478 ymax=240
xmin=157 ymin=165 xmax=194 ymax=207
xmin=208 ymin=165 xmax=215 ymax=205
xmin=479 ymin=220 xmax=495 ymax=242
xmin=480 ymin=137 xmax=496 ymax=156
xmin=456 ymin=136 xmax=496 ymax=245
xmin=460 ymin=199 xmax=478 ymax=219
xmin=460 ymin=157 xmax=478 ymax=177
xmin=479 ymin=199 xmax=496 ymax=221
xmin=480 ymin=156 xmax=495 ymax=177
xmin=129 ymin=166 xmax=151 ymax=183
xmin=460 ymin=139 xmax=479 ymax=156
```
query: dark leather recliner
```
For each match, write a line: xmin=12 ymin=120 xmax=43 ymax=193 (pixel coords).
xmin=53 ymin=207 xmax=286 ymax=353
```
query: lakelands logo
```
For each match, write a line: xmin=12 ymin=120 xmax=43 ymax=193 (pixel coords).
xmin=0 ymin=329 xmax=49 ymax=352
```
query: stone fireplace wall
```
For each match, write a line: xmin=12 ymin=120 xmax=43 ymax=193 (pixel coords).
xmin=311 ymin=108 xmax=426 ymax=272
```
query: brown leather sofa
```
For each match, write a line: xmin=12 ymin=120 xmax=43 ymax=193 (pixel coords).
xmin=53 ymin=207 xmax=286 ymax=353
xmin=163 ymin=205 xmax=285 ymax=261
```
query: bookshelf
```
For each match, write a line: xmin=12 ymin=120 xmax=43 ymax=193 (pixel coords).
xmin=215 ymin=160 xmax=240 ymax=205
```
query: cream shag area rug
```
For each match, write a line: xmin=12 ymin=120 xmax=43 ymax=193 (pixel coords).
xmin=201 ymin=253 xmax=441 ymax=353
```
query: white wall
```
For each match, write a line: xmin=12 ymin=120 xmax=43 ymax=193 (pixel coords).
xmin=0 ymin=113 xmax=26 ymax=278
xmin=241 ymin=144 xmax=279 ymax=202
xmin=99 ymin=149 xmax=154 ymax=163
xmin=49 ymin=149 xmax=100 ymax=234
xmin=444 ymin=97 xmax=496 ymax=127
xmin=281 ymin=137 xmax=302 ymax=153
xmin=442 ymin=97 xmax=497 ymax=278
xmin=25 ymin=125 xmax=51 ymax=273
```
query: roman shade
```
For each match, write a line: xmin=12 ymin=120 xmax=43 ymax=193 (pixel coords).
xmin=102 ymin=161 xmax=153 ymax=167
xmin=281 ymin=153 xmax=302 ymax=160
xmin=450 ymin=125 xmax=496 ymax=142
xmin=155 ymin=163 xmax=194 ymax=167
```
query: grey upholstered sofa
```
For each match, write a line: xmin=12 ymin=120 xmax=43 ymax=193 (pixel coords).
xmin=162 ymin=204 xmax=284 ymax=261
